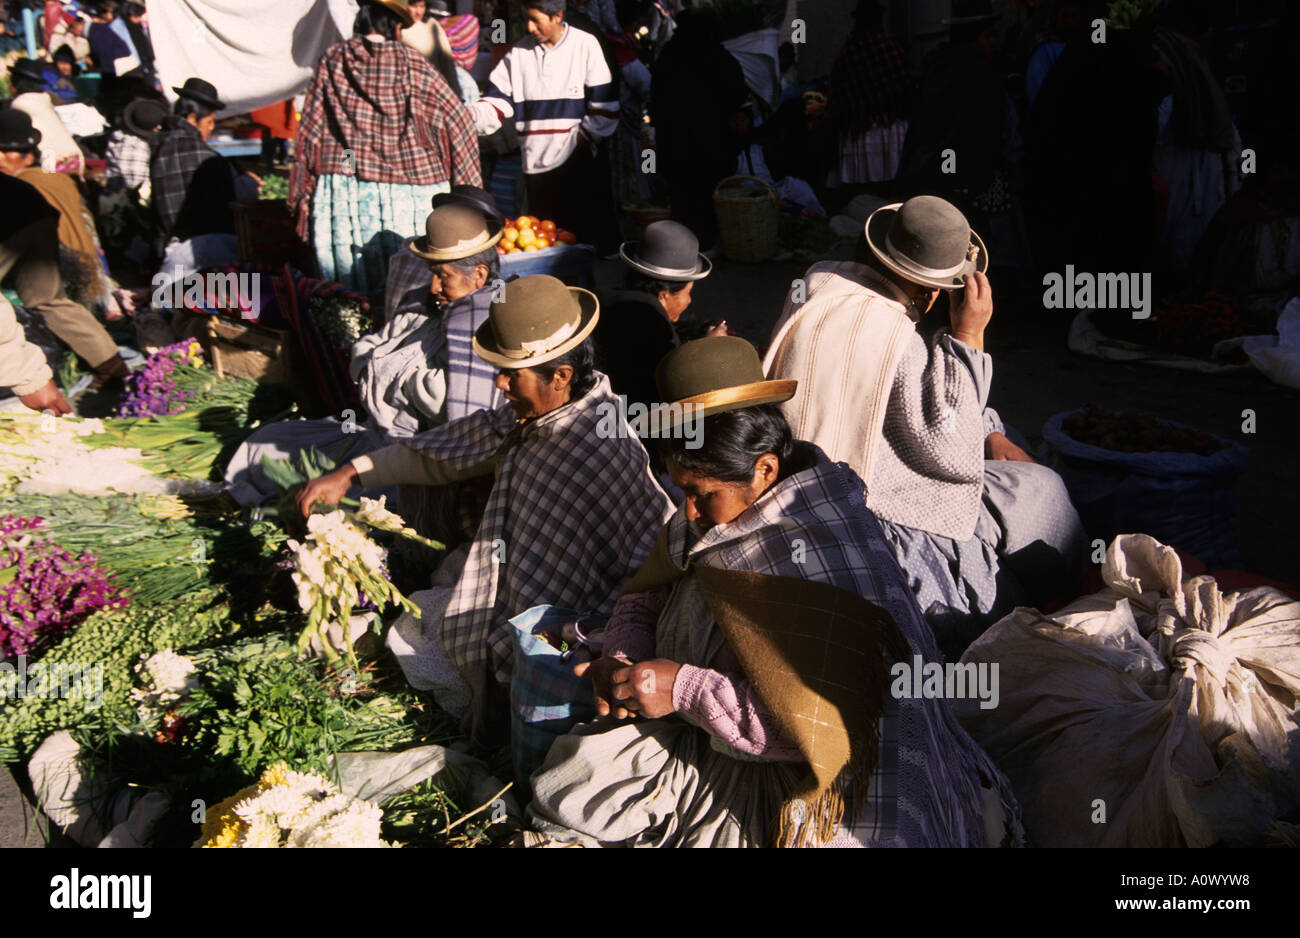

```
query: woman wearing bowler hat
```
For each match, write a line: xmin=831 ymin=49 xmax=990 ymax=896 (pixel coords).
xmin=592 ymin=220 xmax=726 ymax=414
xmin=296 ymin=274 xmax=673 ymax=746
xmin=525 ymin=335 xmax=1024 ymax=848
xmin=225 ymin=196 xmax=507 ymax=509
xmin=764 ymin=195 xmax=1087 ymax=661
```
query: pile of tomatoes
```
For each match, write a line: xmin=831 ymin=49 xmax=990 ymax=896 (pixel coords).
xmin=497 ymin=216 xmax=578 ymax=255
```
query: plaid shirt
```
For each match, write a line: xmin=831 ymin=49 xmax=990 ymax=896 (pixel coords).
xmin=289 ymin=37 xmax=481 ymax=239
xmin=828 ymin=27 xmax=914 ymax=132
xmin=645 ymin=445 xmax=1022 ymax=847
xmin=150 ymin=118 xmax=235 ymax=244
xmin=395 ymin=374 xmax=673 ymax=742
xmin=106 ymin=130 xmax=151 ymax=189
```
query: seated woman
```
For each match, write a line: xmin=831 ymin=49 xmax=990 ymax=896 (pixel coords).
xmin=592 ymin=220 xmax=727 ymax=414
xmin=225 ymin=194 xmax=505 ymax=508
xmin=296 ymin=274 xmax=674 ymax=746
xmin=765 ymin=197 xmax=1089 ymax=661
xmin=526 ymin=336 xmax=1023 ymax=848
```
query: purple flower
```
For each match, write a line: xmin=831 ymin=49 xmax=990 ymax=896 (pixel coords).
xmin=0 ymin=517 xmax=127 ymax=661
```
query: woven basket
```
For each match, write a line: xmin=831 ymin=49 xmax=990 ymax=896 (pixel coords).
xmin=713 ymin=175 xmax=779 ymax=263
xmin=178 ymin=314 xmax=292 ymax=385
xmin=620 ymin=200 xmax=672 ymax=243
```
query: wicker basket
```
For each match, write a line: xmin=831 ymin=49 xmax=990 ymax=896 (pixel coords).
xmin=620 ymin=200 xmax=672 ymax=243
xmin=713 ymin=175 xmax=779 ymax=263
xmin=178 ymin=314 xmax=292 ymax=384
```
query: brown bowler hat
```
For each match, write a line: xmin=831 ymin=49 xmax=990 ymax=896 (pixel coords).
xmin=361 ymin=0 xmax=415 ymax=28
xmin=473 ymin=275 xmax=599 ymax=370
xmin=409 ymin=203 xmax=502 ymax=261
xmin=651 ymin=336 xmax=797 ymax=431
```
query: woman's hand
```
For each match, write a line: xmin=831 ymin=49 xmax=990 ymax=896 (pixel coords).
xmin=610 ymin=658 xmax=681 ymax=719
xmin=705 ymin=320 xmax=730 ymax=338
xmin=574 ymin=655 xmax=634 ymax=719
xmin=949 ymin=271 xmax=993 ymax=351
xmin=294 ymin=464 xmax=359 ymax=518
xmin=985 ymin=431 xmax=1035 ymax=463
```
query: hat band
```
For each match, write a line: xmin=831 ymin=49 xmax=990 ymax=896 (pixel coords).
xmin=496 ymin=316 xmax=579 ymax=360
xmin=631 ymin=254 xmax=699 ymax=280
xmin=884 ymin=230 xmax=971 ymax=280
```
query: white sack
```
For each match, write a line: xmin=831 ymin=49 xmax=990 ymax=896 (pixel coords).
xmin=955 ymin=533 xmax=1300 ymax=847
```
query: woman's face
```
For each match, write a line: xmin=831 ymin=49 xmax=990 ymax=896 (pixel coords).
xmin=668 ymin=453 xmax=780 ymax=533
xmin=658 ymin=281 xmax=694 ymax=322
xmin=427 ymin=261 xmax=487 ymax=306
xmin=56 ymin=60 xmax=72 ymax=76
xmin=496 ymin=363 xmax=572 ymax=419
xmin=409 ymin=0 xmax=427 ymax=20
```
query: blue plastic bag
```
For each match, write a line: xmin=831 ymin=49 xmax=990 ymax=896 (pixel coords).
xmin=508 ymin=605 xmax=604 ymax=799
xmin=1040 ymin=410 xmax=1252 ymax=568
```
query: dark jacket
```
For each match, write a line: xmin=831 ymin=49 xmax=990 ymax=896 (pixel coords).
xmin=591 ymin=288 xmax=680 ymax=410
xmin=150 ymin=117 xmax=237 ymax=246
xmin=87 ymin=20 xmax=132 ymax=76
xmin=0 ymin=173 xmax=60 ymax=244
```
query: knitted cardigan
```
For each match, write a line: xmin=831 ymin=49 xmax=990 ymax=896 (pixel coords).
xmin=763 ymin=261 xmax=989 ymax=541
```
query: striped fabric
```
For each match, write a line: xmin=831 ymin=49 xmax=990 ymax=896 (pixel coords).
xmin=472 ymin=24 xmax=619 ymax=174
xmin=443 ymin=14 xmax=480 ymax=70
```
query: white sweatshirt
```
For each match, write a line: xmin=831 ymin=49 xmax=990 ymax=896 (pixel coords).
xmin=471 ymin=24 xmax=619 ymax=174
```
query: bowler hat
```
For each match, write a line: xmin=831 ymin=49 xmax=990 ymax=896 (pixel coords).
xmin=361 ymin=0 xmax=415 ymax=27
xmin=651 ymin=336 xmax=796 ymax=431
xmin=410 ymin=203 xmax=503 ymax=261
xmin=171 ymin=77 xmax=226 ymax=111
xmin=620 ymin=220 xmax=711 ymax=282
xmin=122 ymin=97 xmax=168 ymax=138
xmin=427 ymin=0 xmax=451 ymax=16
xmin=864 ymin=196 xmax=988 ymax=290
xmin=432 ymin=184 xmax=503 ymax=223
xmin=9 ymin=57 xmax=49 ymax=86
xmin=473 ymin=275 xmax=600 ymax=370
xmin=0 ymin=108 xmax=42 ymax=152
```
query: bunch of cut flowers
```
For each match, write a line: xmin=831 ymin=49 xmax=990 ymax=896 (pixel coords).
xmin=0 ymin=515 xmax=127 ymax=661
xmin=310 ymin=293 xmax=372 ymax=349
xmin=119 ymin=338 xmax=206 ymax=417
xmin=286 ymin=496 xmax=442 ymax=664
xmin=197 ymin=762 xmax=390 ymax=848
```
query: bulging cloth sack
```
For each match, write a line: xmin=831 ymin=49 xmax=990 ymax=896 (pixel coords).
xmin=954 ymin=533 xmax=1300 ymax=847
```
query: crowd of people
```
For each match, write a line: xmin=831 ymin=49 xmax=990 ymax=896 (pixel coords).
xmin=0 ymin=0 xmax=1290 ymax=847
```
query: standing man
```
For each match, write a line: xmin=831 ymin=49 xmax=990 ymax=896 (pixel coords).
xmin=470 ymin=0 xmax=619 ymax=250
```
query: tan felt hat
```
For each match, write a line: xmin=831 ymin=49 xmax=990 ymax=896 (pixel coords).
xmin=409 ymin=203 xmax=503 ymax=261
xmin=473 ymin=274 xmax=600 ymax=370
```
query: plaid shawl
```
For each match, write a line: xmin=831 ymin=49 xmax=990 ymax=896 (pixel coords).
xmin=623 ymin=443 xmax=1022 ymax=847
xmin=403 ymin=373 xmax=673 ymax=744
xmin=289 ymin=37 xmax=482 ymax=240
xmin=150 ymin=117 xmax=236 ymax=245
xmin=828 ymin=27 xmax=913 ymax=133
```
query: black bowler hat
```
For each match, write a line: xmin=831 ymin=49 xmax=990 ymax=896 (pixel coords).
xmin=0 ymin=109 xmax=42 ymax=152
xmin=171 ymin=77 xmax=225 ymax=111
xmin=431 ymin=184 xmax=503 ymax=223
xmin=9 ymin=57 xmax=49 ymax=86
xmin=123 ymin=97 xmax=168 ymax=138
xmin=619 ymin=220 xmax=712 ymax=282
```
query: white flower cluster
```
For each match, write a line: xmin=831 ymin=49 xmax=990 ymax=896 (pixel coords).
xmin=0 ymin=413 xmax=176 ymax=496
xmin=231 ymin=768 xmax=388 ymax=848
xmin=354 ymin=495 xmax=413 ymax=536
xmin=285 ymin=510 xmax=387 ymax=616
xmin=130 ymin=649 xmax=199 ymax=727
